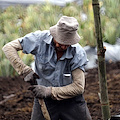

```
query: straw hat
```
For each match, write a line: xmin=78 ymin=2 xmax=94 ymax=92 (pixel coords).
xmin=50 ymin=16 xmax=81 ymax=45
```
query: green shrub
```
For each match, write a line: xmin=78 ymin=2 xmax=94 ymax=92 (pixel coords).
xmin=0 ymin=1 xmax=120 ymax=76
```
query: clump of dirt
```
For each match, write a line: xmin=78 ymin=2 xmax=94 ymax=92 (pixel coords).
xmin=0 ymin=76 xmax=33 ymax=120
xmin=0 ymin=62 xmax=120 ymax=120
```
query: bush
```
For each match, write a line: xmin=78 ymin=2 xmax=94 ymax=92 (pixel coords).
xmin=0 ymin=1 xmax=120 ymax=76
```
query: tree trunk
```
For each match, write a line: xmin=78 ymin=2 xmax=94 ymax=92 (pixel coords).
xmin=92 ymin=0 xmax=111 ymax=120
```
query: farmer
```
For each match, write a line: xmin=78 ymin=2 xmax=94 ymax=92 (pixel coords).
xmin=2 ymin=16 xmax=92 ymax=120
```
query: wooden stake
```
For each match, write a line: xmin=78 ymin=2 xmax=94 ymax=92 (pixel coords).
xmin=92 ymin=0 xmax=111 ymax=119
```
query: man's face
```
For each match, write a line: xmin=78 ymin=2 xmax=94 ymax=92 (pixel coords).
xmin=53 ymin=39 xmax=70 ymax=51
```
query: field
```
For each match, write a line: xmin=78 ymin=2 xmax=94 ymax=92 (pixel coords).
xmin=0 ymin=61 xmax=120 ymax=120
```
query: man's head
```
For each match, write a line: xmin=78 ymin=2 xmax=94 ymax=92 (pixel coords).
xmin=53 ymin=39 xmax=70 ymax=51
xmin=50 ymin=16 xmax=81 ymax=46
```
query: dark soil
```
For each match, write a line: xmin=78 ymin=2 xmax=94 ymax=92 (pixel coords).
xmin=0 ymin=62 xmax=120 ymax=120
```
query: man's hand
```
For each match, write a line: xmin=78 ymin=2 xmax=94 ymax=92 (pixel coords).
xmin=24 ymin=71 xmax=39 ymax=85
xmin=28 ymin=85 xmax=52 ymax=99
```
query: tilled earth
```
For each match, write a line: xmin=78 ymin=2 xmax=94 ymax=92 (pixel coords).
xmin=0 ymin=62 xmax=120 ymax=120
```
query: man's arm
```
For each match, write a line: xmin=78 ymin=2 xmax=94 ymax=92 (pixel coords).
xmin=29 ymin=68 xmax=85 ymax=100
xmin=51 ymin=68 xmax=85 ymax=100
xmin=2 ymin=39 xmax=33 ymax=75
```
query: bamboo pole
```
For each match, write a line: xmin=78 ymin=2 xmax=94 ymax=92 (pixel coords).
xmin=92 ymin=0 xmax=111 ymax=120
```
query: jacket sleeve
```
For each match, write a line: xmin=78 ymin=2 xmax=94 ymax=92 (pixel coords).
xmin=2 ymin=39 xmax=33 ymax=75
xmin=51 ymin=68 xmax=85 ymax=100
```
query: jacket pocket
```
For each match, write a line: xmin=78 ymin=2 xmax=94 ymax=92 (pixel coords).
xmin=62 ymin=73 xmax=72 ymax=86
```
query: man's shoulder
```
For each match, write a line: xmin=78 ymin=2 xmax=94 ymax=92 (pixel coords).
xmin=71 ymin=43 xmax=85 ymax=53
xmin=34 ymin=30 xmax=50 ymax=37
xmin=71 ymin=43 xmax=82 ymax=48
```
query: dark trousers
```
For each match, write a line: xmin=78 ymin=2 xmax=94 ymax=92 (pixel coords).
xmin=31 ymin=95 xmax=92 ymax=120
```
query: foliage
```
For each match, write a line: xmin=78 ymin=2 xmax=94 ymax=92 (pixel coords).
xmin=101 ymin=0 xmax=120 ymax=44
xmin=0 ymin=0 xmax=120 ymax=76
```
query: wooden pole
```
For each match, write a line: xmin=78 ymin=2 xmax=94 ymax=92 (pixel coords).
xmin=92 ymin=0 xmax=111 ymax=120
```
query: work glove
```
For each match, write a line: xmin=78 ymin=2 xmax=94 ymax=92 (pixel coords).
xmin=28 ymin=85 xmax=52 ymax=99
xmin=24 ymin=71 xmax=39 ymax=85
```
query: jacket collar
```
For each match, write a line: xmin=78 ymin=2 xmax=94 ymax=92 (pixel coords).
xmin=43 ymin=30 xmax=53 ymax=44
xmin=60 ymin=46 xmax=74 ymax=60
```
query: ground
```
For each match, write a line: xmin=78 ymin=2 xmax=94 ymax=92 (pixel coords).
xmin=0 ymin=62 xmax=120 ymax=120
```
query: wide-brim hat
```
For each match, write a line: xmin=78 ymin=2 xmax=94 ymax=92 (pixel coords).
xmin=50 ymin=16 xmax=81 ymax=45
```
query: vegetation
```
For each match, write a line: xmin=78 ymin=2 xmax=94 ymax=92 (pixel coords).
xmin=0 ymin=0 xmax=120 ymax=76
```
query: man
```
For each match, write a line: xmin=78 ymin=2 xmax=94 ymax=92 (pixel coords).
xmin=2 ymin=16 xmax=92 ymax=120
